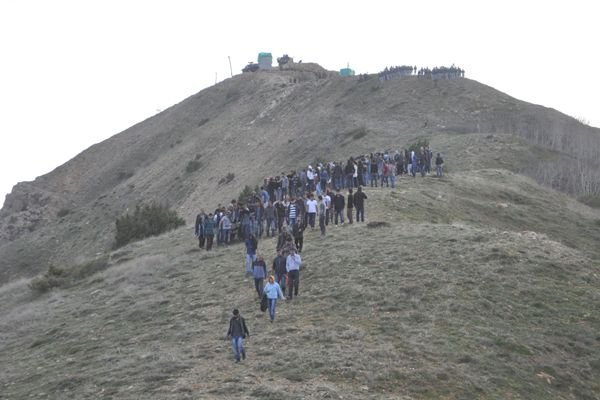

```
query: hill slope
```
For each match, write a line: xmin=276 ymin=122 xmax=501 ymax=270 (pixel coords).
xmin=1 ymin=66 xmax=599 ymax=282
xmin=1 ymin=171 xmax=599 ymax=399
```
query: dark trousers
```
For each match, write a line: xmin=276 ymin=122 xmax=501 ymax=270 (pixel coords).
xmin=356 ymin=205 xmax=365 ymax=222
xmin=254 ymin=278 xmax=263 ymax=298
xmin=325 ymin=209 xmax=331 ymax=225
xmin=288 ymin=270 xmax=299 ymax=298
xmin=347 ymin=207 xmax=353 ymax=224
xmin=308 ymin=212 xmax=316 ymax=228
xmin=319 ymin=215 xmax=326 ymax=235
xmin=295 ymin=237 xmax=303 ymax=252
xmin=198 ymin=235 xmax=205 ymax=248
xmin=205 ymin=235 xmax=214 ymax=250
xmin=334 ymin=209 xmax=344 ymax=224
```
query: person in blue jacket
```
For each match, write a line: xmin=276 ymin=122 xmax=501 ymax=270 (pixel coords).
xmin=263 ymin=275 xmax=285 ymax=322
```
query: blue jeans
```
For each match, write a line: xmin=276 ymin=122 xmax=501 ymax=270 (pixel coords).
xmin=334 ymin=176 xmax=342 ymax=190
xmin=220 ymin=229 xmax=230 ymax=244
xmin=245 ymin=254 xmax=256 ymax=274
xmin=390 ymin=174 xmax=396 ymax=188
xmin=436 ymin=165 xmax=443 ymax=177
xmin=268 ymin=298 xmax=277 ymax=321
xmin=345 ymin=174 xmax=353 ymax=189
xmin=231 ymin=337 xmax=244 ymax=361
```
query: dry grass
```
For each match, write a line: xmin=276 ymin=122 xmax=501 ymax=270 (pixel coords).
xmin=1 ymin=172 xmax=599 ymax=399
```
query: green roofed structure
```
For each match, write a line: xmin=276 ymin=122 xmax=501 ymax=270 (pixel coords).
xmin=258 ymin=52 xmax=273 ymax=70
xmin=340 ymin=67 xmax=355 ymax=77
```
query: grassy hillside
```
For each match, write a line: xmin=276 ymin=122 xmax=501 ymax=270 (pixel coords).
xmin=2 ymin=169 xmax=599 ymax=399
xmin=1 ymin=65 xmax=599 ymax=282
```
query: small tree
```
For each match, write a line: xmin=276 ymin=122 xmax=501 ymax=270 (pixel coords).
xmin=406 ymin=138 xmax=430 ymax=153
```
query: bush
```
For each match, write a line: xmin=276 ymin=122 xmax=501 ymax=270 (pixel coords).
xmin=238 ymin=185 xmax=259 ymax=203
xmin=406 ymin=138 xmax=430 ymax=153
xmin=28 ymin=257 xmax=110 ymax=293
xmin=57 ymin=208 xmax=71 ymax=218
xmin=114 ymin=202 xmax=185 ymax=248
xmin=185 ymin=160 xmax=202 ymax=173
xmin=346 ymin=126 xmax=368 ymax=140
xmin=219 ymin=173 xmax=235 ymax=185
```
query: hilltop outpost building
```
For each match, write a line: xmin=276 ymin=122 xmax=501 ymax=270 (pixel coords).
xmin=339 ymin=66 xmax=355 ymax=77
xmin=257 ymin=52 xmax=273 ymax=70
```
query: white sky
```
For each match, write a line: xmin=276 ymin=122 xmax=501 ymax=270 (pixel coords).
xmin=1 ymin=0 xmax=598 ymax=208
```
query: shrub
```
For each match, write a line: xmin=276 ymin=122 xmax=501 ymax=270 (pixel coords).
xmin=57 ymin=208 xmax=71 ymax=218
xmin=114 ymin=203 xmax=185 ymax=248
xmin=28 ymin=256 xmax=110 ymax=293
xmin=219 ymin=173 xmax=235 ymax=185
xmin=238 ymin=185 xmax=259 ymax=203
xmin=185 ymin=160 xmax=202 ymax=173
xmin=406 ymin=138 xmax=430 ymax=153
xmin=346 ymin=126 xmax=368 ymax=140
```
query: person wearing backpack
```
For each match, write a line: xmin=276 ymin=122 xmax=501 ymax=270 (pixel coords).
xmin=226 ymin=309 xmax=249 ymax=363
xmin=263 ymin=275 xmax=285 ymax=322
xmin=252 ymin=255 xmax=267 ymax=298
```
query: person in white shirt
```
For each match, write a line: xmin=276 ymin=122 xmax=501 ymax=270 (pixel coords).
xmin=323 ymin=191 xmax=332 ymax=225
xmin=305 ymin=194 xmax=318 ymax=229
xmin=286 ymin=249 xmax=302 ymax=299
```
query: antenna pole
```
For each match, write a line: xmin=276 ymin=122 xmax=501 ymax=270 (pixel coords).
xmin=228 ymin=56 xmax=233 ymax=77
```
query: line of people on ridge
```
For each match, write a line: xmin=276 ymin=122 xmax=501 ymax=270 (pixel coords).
xmin=194 ymin=147 xmax=444 ymax=250
xmin=219 ymin=147 xmax=444 ymax=362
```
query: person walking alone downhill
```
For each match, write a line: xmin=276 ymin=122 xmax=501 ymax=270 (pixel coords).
xmin=263 ymin=275 xmax=285 ymax=322
xmin=226 ymin=309 xmax=249 ymax=363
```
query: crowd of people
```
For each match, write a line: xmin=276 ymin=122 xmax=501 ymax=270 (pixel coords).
xmin=375 ymin=64 xmax=465 ymax=81
xmin=201 ymin=146 xmax=444 ymax=362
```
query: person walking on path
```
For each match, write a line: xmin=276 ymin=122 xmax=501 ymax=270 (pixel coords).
xmin=252 ymin=255 xmax=267 ymax=298
xmin=203 ymin=213 xmax=216 ymax=251
xmin=346 ymin=188 xmax=354 ymax=224
xmin=244 ymin=234 xmax=258 ymax=275
xmin=195 ymin=210 xmax=205 ymax=248
xmin=435 ymin=153 xmax=444 ymax=177
xmin=272 ymin=250 xmax=287 ymax=295
xmin=306 ymin=194 xmax=318 ymax=229
xmin=263 ymin=275 xmax=285 ymax=322
xmin=333 ymin=189 xmax=345 ymax=225
xmin=286 ymin=249 xmax=302 ymax=300
xmin=226 ymin=309 xmax=249 ymax=363
xmin=353 ymin=186 xmax=368 ymax=222
xmin=318 ymin=195 xmax=326 ymax=235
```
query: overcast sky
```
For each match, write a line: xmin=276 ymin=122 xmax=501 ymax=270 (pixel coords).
xmin=1 ymin=0 xmax=598 ymax=207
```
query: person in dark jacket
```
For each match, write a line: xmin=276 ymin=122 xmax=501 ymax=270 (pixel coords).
xmin=194 ymin=211 xmax=205 ymax=248
xmin=203 ymin=213 xmax=216 ymax=251
xmin=353 ymin=186 xmax=368 ymax=222
xmin=435 ymin=153 xmax=444 ymax=177
xmin=252 ymin=255 xmax=267 ymax=298
xmin=227 ymin=309 xmax=250 ymax=363
xmin=272 ymin=250 xmax=287 ymax=295
xmin=346 ymin=188 xmax=354 ymax=224
xmin=292 ymin=222 xmax=305 ymax=253
xmin=333 ymin=190 xmax=345 ymax=225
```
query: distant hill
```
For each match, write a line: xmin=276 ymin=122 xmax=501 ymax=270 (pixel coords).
xmin=0 ymin=63 xmax=599 ymax=282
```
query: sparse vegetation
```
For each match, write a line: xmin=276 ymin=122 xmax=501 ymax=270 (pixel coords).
xmin=346 ymin=126 xmax=368 ymax=140
xmin=218 ymin=173 xmax=235 ymax=185
xmin=406 ymin=138 xmax=430 ymax=153
xmin=238 ymin=185 xmax=259 ymax=202
xmin=29 ymin=257 xmax=109 ymax=293
xmin=185 ymin=159 xmax=202 ymax=173
xmin=57 ymin=208 xmax=71 ymax=218
xmin=114 ymin=203 xmax=185 ymax=248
